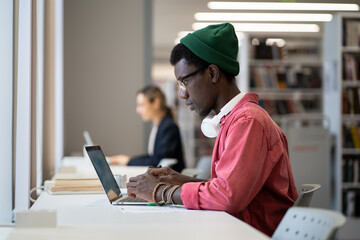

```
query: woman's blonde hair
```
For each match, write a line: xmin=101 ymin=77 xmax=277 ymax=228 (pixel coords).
xmin=137 ymin=85 xmax=173 ymax=118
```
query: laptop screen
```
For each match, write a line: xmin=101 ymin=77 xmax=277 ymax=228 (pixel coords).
xmin=86 ymin=146 xmax=121 ymax=202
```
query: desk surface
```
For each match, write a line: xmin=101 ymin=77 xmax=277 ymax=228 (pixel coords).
xmin=6 ymin=193 xmax=270 ymax=240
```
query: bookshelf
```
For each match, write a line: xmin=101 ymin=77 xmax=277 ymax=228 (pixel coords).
xmin=239 ymin=33 xmax=323 ymax=124
xmin=323 ymin=13 xmax=360 ymax=239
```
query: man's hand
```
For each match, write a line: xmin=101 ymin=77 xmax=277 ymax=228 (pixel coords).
xmin=147 ymin=167 xmax=197 ymax=185
xmin=126 ymin=172 xmax=159 ymax=202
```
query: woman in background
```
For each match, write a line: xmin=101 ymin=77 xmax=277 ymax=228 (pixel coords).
xmin=109 ymin=85 xmax=185 ymax=172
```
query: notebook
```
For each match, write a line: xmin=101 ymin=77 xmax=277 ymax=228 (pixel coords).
xmin=86 ymin=145 xmax=148 ymax=205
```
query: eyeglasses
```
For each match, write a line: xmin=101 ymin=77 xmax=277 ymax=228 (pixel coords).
xmin=177 ymin=67 xmax=205 ymax=92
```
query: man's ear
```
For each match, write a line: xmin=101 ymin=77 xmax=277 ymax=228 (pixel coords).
xmin=208 ymin=64 xmax=220 ymax=83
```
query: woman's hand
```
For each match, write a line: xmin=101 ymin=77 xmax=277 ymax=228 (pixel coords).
xmin=147 ymin=167 xmax=197 ymax=185
xmin=126 ymin=172 xmax=159 ymax=202
xmin=109 ymin=154 xmax=130 ymax=165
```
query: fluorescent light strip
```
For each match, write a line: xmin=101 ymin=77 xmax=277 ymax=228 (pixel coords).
xmin=208 ymin=2 xmax=359 ymax=11
xmin=194 ymin=12 xmax=333 ymax=22
xmin=192 ymin=22 xmax=320 ymax=32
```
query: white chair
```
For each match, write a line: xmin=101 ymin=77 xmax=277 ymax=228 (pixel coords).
xmin=272 ymin=207 xmax=346 ymax=240
xmin=157 ymin=158 xmax=178 ymax=168
xmin=181 ymin=156 xmax=212 ymax=179
xmin=294 ymin=184 xmax=321 ymax=207
xmin=195 ymin=156 xmax=211 ymax=179
xmin=181 ymin=168 xmax=203 ymax=177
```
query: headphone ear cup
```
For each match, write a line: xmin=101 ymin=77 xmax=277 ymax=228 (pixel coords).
xmin=201 ymin=116 xmax=220 ymax=138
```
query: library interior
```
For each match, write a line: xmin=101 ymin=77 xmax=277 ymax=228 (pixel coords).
xmin=1 ymin=0 xmax=360 ymax=239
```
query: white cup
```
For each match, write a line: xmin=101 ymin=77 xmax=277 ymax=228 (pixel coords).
xmin=114 ymin=174 xmax=127 ymax=188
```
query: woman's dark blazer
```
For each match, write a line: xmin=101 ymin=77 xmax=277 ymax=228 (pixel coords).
xmin=127 ymin=114 xmax=185 ymax=172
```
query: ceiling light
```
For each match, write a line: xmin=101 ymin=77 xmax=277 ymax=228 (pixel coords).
xmin=193 ymin=22 xmax=320 ymax=32
xmin=208 ymin=2 xmax=359 ymax=11
xmin=194 ymin=12 xmax=333 ymax=22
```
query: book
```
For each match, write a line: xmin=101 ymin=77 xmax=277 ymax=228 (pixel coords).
xmin=54 ymin=178 xmax=101 ymax=186
xmin=350 ymin=126 xmax=360 ymax=149
xmin=346 ymin=191 xmax=356 ymax=217
xmin=354 ymin=159 xmax=359 ymax=183
xmin=45 ymin=182 xmax=103 ymax=195
xmin=48 ymin=184 xmax=103 ymax=192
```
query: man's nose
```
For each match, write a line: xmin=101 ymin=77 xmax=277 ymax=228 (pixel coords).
xmin=178 ymin=88 xmax=188 ymax=99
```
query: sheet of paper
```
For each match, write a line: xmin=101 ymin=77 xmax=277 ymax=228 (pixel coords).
xmin=115 ymin=205 xmax=187 ymax=213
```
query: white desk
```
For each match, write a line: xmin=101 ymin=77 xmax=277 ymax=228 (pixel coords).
xmin=6 ymin=192 xmax=270 ymax=240
xmin=5 ymin=158 xmax=270 ymax=240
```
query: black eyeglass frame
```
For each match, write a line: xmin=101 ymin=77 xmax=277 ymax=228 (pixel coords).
xmin=177 ymin=67 xmax=207 ymax=91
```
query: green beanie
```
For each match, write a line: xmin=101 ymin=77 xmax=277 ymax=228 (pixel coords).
xmin=180 ymin=22 xmax=239 ymax=76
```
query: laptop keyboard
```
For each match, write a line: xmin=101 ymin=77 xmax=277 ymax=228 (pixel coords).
xmin=117 ymin=195 xmax=148 ymax=203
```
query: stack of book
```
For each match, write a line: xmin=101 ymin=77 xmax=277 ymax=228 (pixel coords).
xmin=46 ymin=175 xmax=103 ymax=194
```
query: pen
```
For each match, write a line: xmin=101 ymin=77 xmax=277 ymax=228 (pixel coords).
xmin=148 ymin=203 xmax=172 ymax=206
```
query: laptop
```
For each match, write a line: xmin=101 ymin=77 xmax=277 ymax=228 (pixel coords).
xmin=86 ymin=145 xmax=148 ymax=205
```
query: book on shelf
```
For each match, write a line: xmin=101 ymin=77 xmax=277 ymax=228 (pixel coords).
xmin=251 ymin=66 xmax=321 ymax=89
xmin=346 ymin=191 xmax=356 ymax=217
xmin=343 ymin=125 xmax=355 ymax=148
xmin=342 ymin=190 xmax=360 ymax=217
xmin=284 ymin=99 xmax=296 ymax=114
xmin=277 ymin=69 xmax=287 ymax=89
xmin=275 ymin=100 xmax=289 ymax=115
xmin=350 ymin=126 xmax=360 ymax=148
xmin=355 ymin=159 xmax=360 ymax=183
xmin=343 ymin=19 xmax=360 ymax=47
xmin=258 ymin=99 xmax=307 ymax=116
xmin=342 ymin=87 xmax=360 ymax=114
xmin=342 ymin=156 xmax=360 ymax=217
xmin=253 ymin=41 xmax=280 ymax=60
xmin=259 ymin=99 xmax=277 ymax=116
xmin=343 ymin=53 xmax=360 ymax=81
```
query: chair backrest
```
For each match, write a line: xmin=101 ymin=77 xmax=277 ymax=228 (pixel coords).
xmin=272 ymin=207 xmax=346 ymax=240
xmin=181 ymin=168 xmax=202 ymax=177
xmin=180 ymin=156 xmax=212 ymax=179
xmin=194 ymin=156 xmax=212 ymax=180
xmin=157 ymin=158 xmax=178 ymax=168
xmin=293 ymin=184 xmax=321 ymax=207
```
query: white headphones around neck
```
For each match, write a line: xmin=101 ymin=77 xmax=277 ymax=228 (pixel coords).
xmin=200 ymin=92 xmax=244 ymax=138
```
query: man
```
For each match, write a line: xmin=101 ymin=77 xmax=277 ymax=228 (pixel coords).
xmin=127 ymin=22 xmax=298 ymax=236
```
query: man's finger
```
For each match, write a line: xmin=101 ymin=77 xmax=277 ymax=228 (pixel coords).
xmin=128 ymin=175 xmax=142 ymax=182
xmin=126 ymin=181 xmax=137 ymax=188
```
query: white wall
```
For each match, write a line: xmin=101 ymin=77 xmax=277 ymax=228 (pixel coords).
xmin=63 ymin=0 xmax=151 ymax=156
xmin=0 ymin=0 xmax=13 ymax=223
